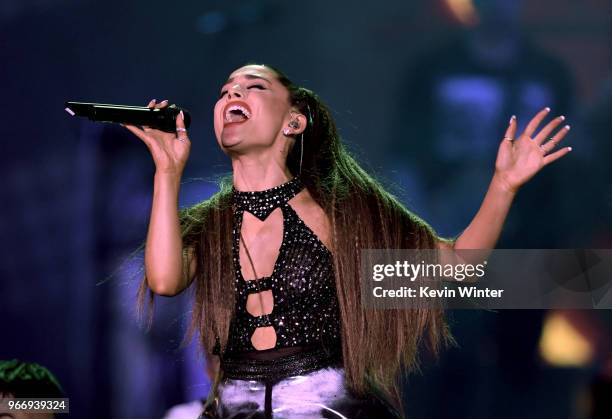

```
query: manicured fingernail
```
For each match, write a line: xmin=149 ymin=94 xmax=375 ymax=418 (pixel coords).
xmin=179 ymin=110 xmax=184 ymax=120
xmin=509 ymin=115 xmax=516 ymax=124
xmin=568 ymin=147 xmax=572 ymax=151
xmin=545 ymin=107 xmax=551 ymax=112
xmin=565 ymin=125 xmax=571 ymax=130
xmin=559 ymin=115 xmax=565 ymax=121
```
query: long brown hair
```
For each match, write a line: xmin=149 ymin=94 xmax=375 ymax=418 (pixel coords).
xmin=139 ymin=65 xmax=452 ymax=410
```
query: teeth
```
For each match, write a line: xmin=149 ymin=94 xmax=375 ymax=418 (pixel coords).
xmin=225 ymin=105 xmax=251 ymax=121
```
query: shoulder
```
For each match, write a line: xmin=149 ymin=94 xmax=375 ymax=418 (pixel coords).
xmin=289 ymin=188 xmax=332 ymax=250
xmin=292 ymin=188 xmax=326 ymax=215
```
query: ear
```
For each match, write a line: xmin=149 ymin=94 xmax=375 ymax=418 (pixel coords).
xmin=285 ymin=110 xmax=307 ymax=136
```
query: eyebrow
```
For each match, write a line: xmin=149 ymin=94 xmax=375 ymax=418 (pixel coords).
xmin=224 ymin=74 xmax=272 ymax=85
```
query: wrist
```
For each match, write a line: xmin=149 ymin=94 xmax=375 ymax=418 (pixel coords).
xmin=154 ymin=171 xmax=182 ymax=188
xmin=491 ymin=172 xmax=518 ymax=196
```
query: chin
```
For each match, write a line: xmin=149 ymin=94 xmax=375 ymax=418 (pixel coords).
xmin=221 ymin=133 xmax=244 ymax=149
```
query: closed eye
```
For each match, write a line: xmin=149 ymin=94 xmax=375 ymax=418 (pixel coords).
xmin=218 ymin=84 xmax=265 ymax=98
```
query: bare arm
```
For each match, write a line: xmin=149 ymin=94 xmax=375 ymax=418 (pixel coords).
xmin=144 ymin=172 xmax=196 ymax=295
xmin=438 ymin=108 xmax=572 ymax=257
xmin=124 ymin=99 xmax=196 ymax=296
xmin=452 ymin=174 xmax=516 ymax=250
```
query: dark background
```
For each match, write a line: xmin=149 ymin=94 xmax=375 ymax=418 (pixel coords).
xmin=1 ymin=0 xmax=611 ymax=417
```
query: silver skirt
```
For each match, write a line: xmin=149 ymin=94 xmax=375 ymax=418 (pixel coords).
xmin=202 ymin=366 xmax=400 ymax=419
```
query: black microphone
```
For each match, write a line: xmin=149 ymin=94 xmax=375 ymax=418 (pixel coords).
xmin=64 ymin=101 xmax=192 ymax=133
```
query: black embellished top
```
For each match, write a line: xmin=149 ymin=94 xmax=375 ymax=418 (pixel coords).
xmin=222 ymin=176 xmax=341 ymax=357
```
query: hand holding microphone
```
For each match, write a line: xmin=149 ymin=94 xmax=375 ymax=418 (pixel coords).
xmin=122 ymin=99 xmax=192 ymax=176
xmin=64 ymin=98 xmax=193 ymax=175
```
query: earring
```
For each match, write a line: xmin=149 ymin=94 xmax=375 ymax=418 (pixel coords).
xmin=283 ymin=120 xmax=299 ymax=136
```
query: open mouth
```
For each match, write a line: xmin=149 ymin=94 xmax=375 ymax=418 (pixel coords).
xmin=223 ymin=102 xmax=252 ymax=125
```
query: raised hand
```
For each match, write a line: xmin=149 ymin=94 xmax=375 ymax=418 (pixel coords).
xmin=122 ymin=99 xmax=191 ymax=176
xmin=494 ymin=107 xmax=572 ymax=194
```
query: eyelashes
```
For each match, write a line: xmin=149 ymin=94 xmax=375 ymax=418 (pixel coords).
xmin=218 ymin=84 xmax=266 ymax=98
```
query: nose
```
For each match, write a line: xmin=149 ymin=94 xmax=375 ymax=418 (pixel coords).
xmin=228 ymin=83 xmax=247 ymax=99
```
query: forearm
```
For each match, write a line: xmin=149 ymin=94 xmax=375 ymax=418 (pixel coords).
xmin=454 ymin=173 xmax=516 ymax=250
xmin=144 ymin=172 xmax=186 ymax=296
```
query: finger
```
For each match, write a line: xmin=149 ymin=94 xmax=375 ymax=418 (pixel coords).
xmin=540 ymin=124 xmax=571 ymax=153
xmin=534 ymin=115 xmax=565 ymax=145
xmin=503 ymin=115 xmax=517 ymax=142
xmin=155 ymin=99 xmax=169 ymax=109
xmin=175 ymin=110 xmax=191 ymax=144
xmin=543 ymin=146 xmax=572 ymax=166
xmin=144 ymin=99 xmax=167 ymax=130
xmin=144 ymin=99 xmax=156 ymax=130
xmin=123 ymin=123 xmax=153 ymax=147
xmin=523 ymin=107 xmax=551 ymax=138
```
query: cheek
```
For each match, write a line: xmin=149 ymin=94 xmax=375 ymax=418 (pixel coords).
xmin=213 ymin=103 xmax=223 ymax=138
xmin=259 ymin=98 xmax=288 ymax=130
